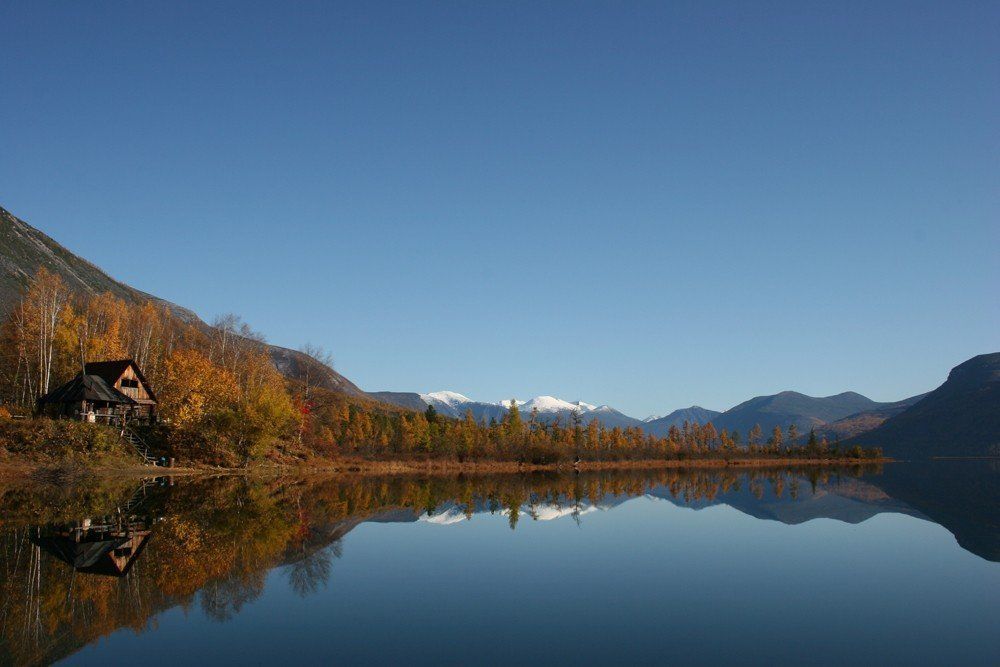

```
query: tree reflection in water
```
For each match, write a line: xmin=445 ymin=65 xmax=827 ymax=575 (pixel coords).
xmin=0 ymin=461 xmax=995 ymax=666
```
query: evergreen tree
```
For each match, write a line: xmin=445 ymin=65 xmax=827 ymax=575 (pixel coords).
xmin=505 ymin=399 xmax=523 ymax=446
xmin=424 ymin=403 xmax=438 ymax=424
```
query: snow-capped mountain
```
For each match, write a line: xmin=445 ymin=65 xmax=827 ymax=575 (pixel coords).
xmin=519 ymin=395 xmax=597 ymax=414
xmin=419 ymin=391 xmax=475 ymax=414
xmin=381 ymin=390 xmax=646 ymax=429
xmin=417 ymin=391 xmax=507 ymax=422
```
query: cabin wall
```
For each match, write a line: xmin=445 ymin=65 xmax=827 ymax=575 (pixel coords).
xmin=115 ymin=366 xmax=152 ymax=401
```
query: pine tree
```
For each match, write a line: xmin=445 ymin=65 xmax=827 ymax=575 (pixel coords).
xmin=505 ymin=399 xmax=523 ymax=447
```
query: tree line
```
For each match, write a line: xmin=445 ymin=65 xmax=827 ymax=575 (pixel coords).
xmin=0 ymin=269 xmax=881 ymax=466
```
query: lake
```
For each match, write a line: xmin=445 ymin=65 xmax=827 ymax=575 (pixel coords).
xmin=1 ymin=462 xmax=997 ymax=666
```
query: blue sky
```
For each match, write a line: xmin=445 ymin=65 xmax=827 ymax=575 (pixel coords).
xmin=1 ymin=1 xmax=997 ymax=416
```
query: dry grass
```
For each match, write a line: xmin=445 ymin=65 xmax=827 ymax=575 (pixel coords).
xmin=260 ymin=456 xmax=889 ymax=476
xmin=0 ymin=455 xmax=889 ymax=481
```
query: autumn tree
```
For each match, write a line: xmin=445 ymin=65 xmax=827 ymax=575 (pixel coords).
xmin=13 ymin=268 xmax=74 ymax=398
xmin=159 ymin=348 xmax=239 ymax=428
xmin=769 ymin=425 xmax=783 ymax=451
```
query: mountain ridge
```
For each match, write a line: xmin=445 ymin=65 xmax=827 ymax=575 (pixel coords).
xmin=0 ymin=204 xmax=365 ymax=396
xmin=848 ymin=353 xmax=1000 ymax=458
xmin=644 ymin=406 xmax=722 ymax=436
xmin=710 ymin=390 xmax=884 ymax=438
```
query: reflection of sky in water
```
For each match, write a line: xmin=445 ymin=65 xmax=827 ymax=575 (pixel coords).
xmin=66 ymin=493 xmax=999 ymax=667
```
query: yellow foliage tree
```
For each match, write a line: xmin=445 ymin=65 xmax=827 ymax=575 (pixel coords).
xmin=159 ymin=348 xmax=239 ymax=428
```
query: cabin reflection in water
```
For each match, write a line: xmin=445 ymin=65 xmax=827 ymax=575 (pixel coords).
xmin=29 ymin=478 xmax=163 ymax=578
xmin=31 ymin=518 xmax=152 ymax=577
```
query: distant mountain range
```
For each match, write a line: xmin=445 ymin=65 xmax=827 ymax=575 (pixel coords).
xmin=710 ymin=391 xmax=924 ymax=439
xmin=377 ymin=359 xmax=1000 ymax=458
xmin=373 ymin=387 xmax=933 ymax=443
xmin=372 ymin=391 xmax=643 ymax=429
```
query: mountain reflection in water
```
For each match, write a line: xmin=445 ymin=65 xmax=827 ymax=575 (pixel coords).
xmin=0 ymin=462 xmax=996 ymax=666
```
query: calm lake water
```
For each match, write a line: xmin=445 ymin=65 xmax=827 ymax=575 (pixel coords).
xmin=1 ymin=462 xmax=997 ymax=666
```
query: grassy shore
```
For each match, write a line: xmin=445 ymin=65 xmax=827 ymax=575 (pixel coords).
xmin=0 ymin=455 xmax=889 ymax=481
xmin=272 ymin=456 xmax=888 ymax=475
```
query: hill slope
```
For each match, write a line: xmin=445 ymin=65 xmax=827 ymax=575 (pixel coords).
xmin=0 ymin=204 xmax=364 ymax=396
xmin=0 ymin=205 xmax=200 ymax=322
xmin=712 ymin=391 xmax=881 ymax=438
xmin=644 ymin=406 xmax=722 ymax=436
xmin=812 ymin=393 xmax=927 ymax=442
xmin=850 ymin=353 xmax=1000 ymax=458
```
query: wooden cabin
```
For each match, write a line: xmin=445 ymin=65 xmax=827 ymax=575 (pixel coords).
xmin=37 ymin=359 xmax=158 ymax=424
xmin=85 ymin=360 xmax=158 ymax=422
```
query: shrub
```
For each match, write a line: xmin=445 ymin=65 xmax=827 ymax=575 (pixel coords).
xmin=0 ymin=418 xmax=127 ymax=460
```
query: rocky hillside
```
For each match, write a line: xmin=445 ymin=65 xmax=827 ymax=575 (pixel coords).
xmin=0 ymin=204 xmax=364 ymax=396
xmin=850 ymin=353 xmax=1000 ymax=458
xmin=0 ymin=206 xmax=199 ymax=322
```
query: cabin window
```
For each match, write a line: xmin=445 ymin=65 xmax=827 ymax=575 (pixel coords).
xmin=121 ymin=378 xmax=139 ymax=389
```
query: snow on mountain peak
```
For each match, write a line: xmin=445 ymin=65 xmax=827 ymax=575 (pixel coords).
xmin=421 ymin=391 xmax=472 ymax=406
xmin=521 ymin=396 xmax=597 ymax=413
xmin=422 ymin=391 xmax=608 ymax=418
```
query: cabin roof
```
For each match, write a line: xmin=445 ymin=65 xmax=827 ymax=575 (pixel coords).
xmin=84 ymin=359 xmax=134 ymax=381
xmin=38 ymin=373 xmax=136 ymax=405
xmin=85 ymin=359 xmax=157 ymax=403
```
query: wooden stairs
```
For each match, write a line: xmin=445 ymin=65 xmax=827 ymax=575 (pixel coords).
xmin=120 ymin=426 xmax=156 ymax=465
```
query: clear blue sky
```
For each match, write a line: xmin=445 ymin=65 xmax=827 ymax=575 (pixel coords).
xmin=1 ymin=1 xmax=997 ymax=416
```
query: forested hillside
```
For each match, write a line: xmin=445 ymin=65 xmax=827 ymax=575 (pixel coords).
xmin=0 ymin=205 xmax=364 ymax=396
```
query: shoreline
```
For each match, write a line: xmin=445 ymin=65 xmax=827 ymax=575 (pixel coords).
xmin=284 ymin=457 xmax=888 ymax=475
xmin=0 ymin=456 xmax=889 ymax=480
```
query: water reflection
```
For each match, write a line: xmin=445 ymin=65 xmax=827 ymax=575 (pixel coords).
xmin=0 ymin=462 xmax=996 ymax=666
xmin=27 ymin=479 xmax=160 ymax=579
